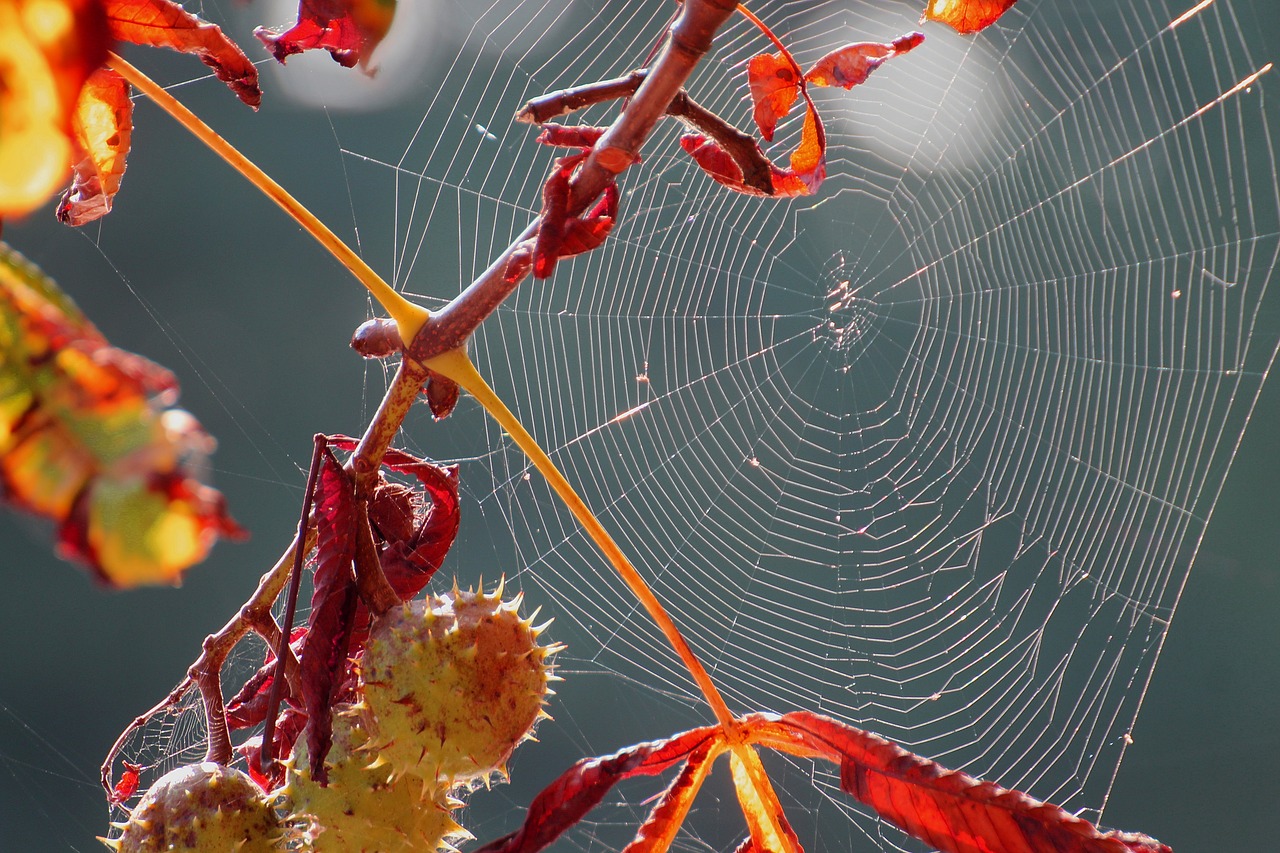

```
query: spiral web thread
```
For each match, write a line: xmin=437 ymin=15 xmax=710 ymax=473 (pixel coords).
xmin=113 ymin=0 xmax=1279 ymax=850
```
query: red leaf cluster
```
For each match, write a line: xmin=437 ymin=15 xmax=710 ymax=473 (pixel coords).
xmin=231 ymin=437 xmax=460 ymax=781
xmin=476 ymin=711 xmax=1172 ymax=853
xmin=682 ymin=8 xmax=921 ymax=199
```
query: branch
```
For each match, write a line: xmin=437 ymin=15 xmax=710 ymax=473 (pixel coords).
xmin=405 ymin=0 xmax=742 ymax=363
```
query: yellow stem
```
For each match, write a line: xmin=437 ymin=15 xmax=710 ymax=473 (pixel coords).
xmin=106 ymin=52 xmax=430 ymax=344
xmin=428 ymin=348 xmax=798 ymax=852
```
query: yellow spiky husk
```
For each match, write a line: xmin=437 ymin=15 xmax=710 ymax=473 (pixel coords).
xmin=280 ymin=708 xmax=469 ymax=852
xmin=99 ymin=762 xmax=280 ymax=852
xmin=358 ymin=582 xmax=558 ymax=785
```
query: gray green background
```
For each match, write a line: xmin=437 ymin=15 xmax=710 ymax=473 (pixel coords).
xmin=1 ymin=1 xmax=1277 ymax=850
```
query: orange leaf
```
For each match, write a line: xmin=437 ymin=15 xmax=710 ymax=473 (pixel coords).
xmin=57 ymin=67 xmax=132 ymax=226
xmin=0 ymin=244 xmax=243 ymax=586
xmin=728 ymin=749 xmax=801 ymax=853
xmin=623 ymin=743 xmax=720 ymax=853
xmin=257 ymin=0 xmax=397 ymax=70
xmin=921 ymin=0 xmax=1018 ymax=34
xmin=747 ymin=51 xmax=798 ymax=142
xmin=787 ymin=99 xmax=826 ymax=194
xmin=0 ymin=0 xmax=110 ymax=217
xmin=104 ymin=0 xmax=261 ymax=107
xmin=804 ymin=32 xmax=924 ymax=90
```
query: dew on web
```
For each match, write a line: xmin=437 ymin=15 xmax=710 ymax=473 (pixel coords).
xmin=100 ymin=0 xmax=1279 ymax=850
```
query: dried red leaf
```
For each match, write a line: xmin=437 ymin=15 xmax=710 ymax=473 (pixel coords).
xmin=533 ymin=156 xmax=574 ymax=279
xmin=297 ymin=448 xmax=360 ymax=783
xmin=322 ymin=436 xmax=461 ymax=635
xmin=104 ymin=0 xmax=261 ymax=107
xmin=57 ymin=68 xmax=132 ymax=226
xmin=747 ymin=52 xmax=798 ymax=142
xmin=680 ymin=134 xmax=817 ymax=199
xmin=256 ymin=0 xmax=397 ymax=69
xmin=0 ymin=0 xmax=110 ymax=218
xmin=804 ymin=32 xmax=924 ymax=90
xmin=424 ymin=369 xmax=460 ymax=419
xmin=747 ymin=712 xmax=1172 ymax=853
xmin=108 ymin=761 xmax=142 ymax=806
xmin=558 ymin=184 xmax=617 ymax=258
xmin=537 ymin=123 xmax=608 ymax=149
xmin=921 ymin=0 xmax=1018 ymax=34
xmin=240 ymin=706 xmax=305 ymax=791
xmin=474 ymin=726 xmax=722 ymax=853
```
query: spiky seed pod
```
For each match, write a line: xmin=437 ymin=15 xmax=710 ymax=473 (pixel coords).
xmin=359 ymin=583 xmax=558 ymax=784
xmin=280 ymin=706 xmax=469 ymax=852
xmin=100 ymin=762 xmax=279 ymax=852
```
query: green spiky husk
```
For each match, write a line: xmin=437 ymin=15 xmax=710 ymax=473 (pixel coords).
xmin=280 ymin=708 xmax=468 ymax=852
xmin=358 ymin=583 xmax=556 ymax=784
xmin=101 ymin=762 xmax=280 ymax=852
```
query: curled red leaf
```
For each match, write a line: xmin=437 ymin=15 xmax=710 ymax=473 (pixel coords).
xmin=298 ymin=448 xmax=360 ymax=783
xmin=256 ymin=0 xmax=397 ymax=69
xmin=921 ymin=0 xmax=1018 ymax=34
xmin=804 ymin=32 xmax=924 ymax=90
xmin=747 ymin=52 xmax=798 ymax=141
xmin=537 ymin=123 xmax=608 ymax=149
xmin=57 ymin=68 xmax=132 ymax=226
xmin=105 ymin=0 xmax=261 ymax=107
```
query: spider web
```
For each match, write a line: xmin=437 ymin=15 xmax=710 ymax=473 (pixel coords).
xmin=335 ymin=0 xmax=1279 ymax=849
xmin=81 ymin=0 xmax=1278 ymax=851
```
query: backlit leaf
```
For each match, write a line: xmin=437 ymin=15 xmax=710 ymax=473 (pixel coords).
xmin=0 ymin=243 xmax=243 ymax=586
xmin=474 ymin=726 xmax=722 ymax=853
xmin=57 ymin=67 xmax=132 ymax=226
xmin=804 ymin=32 xmax=924 ymax=90
xmin=921 ymin=0 xmax=1018 ymax=34
xmin=745 ymin=712 xmax=1173 ymax=853
xmin=747 ymin=52 xmax=798 ymax=141
xmin=0 ymin=0 xmax=109 ymax=217
xmin=104 ymin=0 xmax=261 ymax=107
xmin=256 ymin=0 xmax=397 ymax=69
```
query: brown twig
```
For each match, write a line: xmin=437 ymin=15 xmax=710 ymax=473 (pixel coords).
xmin=518 ymin=72 xmax=772 ymax=195
xmin=405 ymin=0 xmax=742 ymax=363
xmin=101 ymin=534 xmax=312 ymax=793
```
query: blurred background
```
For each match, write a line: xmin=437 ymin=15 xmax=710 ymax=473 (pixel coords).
xmin=1 ymin=0 xmax=1277 ymax=850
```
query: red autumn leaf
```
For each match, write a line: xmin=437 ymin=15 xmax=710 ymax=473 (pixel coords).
xmin=240 ymin=706 xmax=305 ymax=791
xmin=57 ymin=67 xmax=132 ymax=226
xmin=297 ymin=447 xmax=360 ymax=783
xmin=627 ymin=742 xmax=718 ymax=852
xmin=225 ymin=627 xmax=305 ymax=729
xmin=747 ymin=712 xmax=1172 ymax=853
xmin=537 ymin=123 xmax=608 ymax=149
xmin=107 ymin=761 xmax=142 ymax=806
xmin=256 ymin=0 xmax=397 ymax=69
xmin=474 ymin=726 xmax=722 ymax=853
xmin=921 ymin=0 xmax=1018 ymax=34
xmin=804 ymin=32 xmax=925 ymax=90
xmin=104 ymin=0 xmax=261 ymax=107
xmin=747 ymin=52 xmax=798 ymax=142
xmin=681 ymin=130 xmax=821 ymax=199
xmin=0 ymin=0 xmax=110 ymax=218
